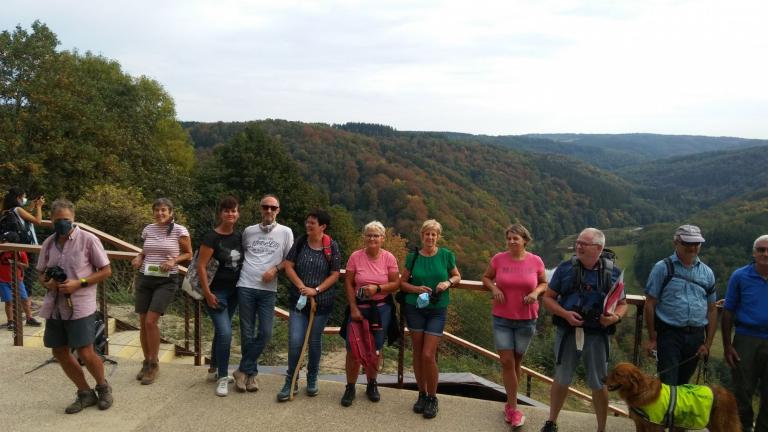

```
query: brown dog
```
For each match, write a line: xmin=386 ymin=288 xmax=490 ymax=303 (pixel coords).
xmin=605 ymin=362 xmax=740 ymax=432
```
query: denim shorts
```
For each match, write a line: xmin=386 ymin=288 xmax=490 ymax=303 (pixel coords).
xmin=492 ymin=315 xmax=536 ymax=353
xmin=404 ymin=303 xmax=447 ymax=336
xmin=0 ymin=281 xmax=28 ymax=302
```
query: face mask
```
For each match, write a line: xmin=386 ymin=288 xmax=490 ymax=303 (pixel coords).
xmin=296 ymin=295 xmax=307 ymax=311
xmin=19 ymin=198 xmax=28 ymax=206
xmin=54 ymin=219 xmax=73 ymax=236
xmin=417 ymin=292 xmax=431 ymax=309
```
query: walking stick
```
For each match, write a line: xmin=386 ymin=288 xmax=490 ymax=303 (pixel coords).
xmin=289 ymin=297 xmax=317 ymax=401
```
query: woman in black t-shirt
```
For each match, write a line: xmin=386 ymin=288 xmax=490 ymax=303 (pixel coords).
xmin=197 ymin=196 xmax=243 ymax=397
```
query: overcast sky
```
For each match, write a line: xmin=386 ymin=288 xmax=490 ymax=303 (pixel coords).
xmin=4 ymin=0 xmax=768 ymax=138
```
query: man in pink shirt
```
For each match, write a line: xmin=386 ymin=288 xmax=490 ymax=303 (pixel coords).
xmin=36 ymin=199 xmax=113 ymax=414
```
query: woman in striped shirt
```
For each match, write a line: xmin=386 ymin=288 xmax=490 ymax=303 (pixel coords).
xmin=131 ymin=198 xmax=192 ymax=385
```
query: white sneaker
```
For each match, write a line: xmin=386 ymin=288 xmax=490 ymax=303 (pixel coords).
xmin=216 ymin=377 xmax=229 ymax=397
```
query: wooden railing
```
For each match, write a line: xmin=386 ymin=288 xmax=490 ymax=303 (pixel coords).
xmin=3 ymin=225 xmax=646 ymax=416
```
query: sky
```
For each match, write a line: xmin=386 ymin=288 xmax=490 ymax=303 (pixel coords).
xmin=4 ymin=0 xmax=768 ymax=138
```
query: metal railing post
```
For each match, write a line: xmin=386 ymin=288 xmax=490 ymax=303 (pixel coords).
xmin=194 ymin=299 xmax=202 ymax=366
xmin=633 ymin=303 xmax=644 ymax=365
xmin=99 ymin=281 xmax=109 ymax=355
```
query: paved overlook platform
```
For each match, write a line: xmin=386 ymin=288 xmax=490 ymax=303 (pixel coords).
xmin=0 ymin=344 xmax=634 ymax=432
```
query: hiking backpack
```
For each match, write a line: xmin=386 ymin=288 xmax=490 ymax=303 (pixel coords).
xmin=656 ymin=257 xmax=716 ymax=300
xmin=0 ymin=209 xmax=32 ymax=244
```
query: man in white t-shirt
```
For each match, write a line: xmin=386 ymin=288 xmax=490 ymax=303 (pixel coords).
xmin=232 ymin=194 xmax=294 ymax=392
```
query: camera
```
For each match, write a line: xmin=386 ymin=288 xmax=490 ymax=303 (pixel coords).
xmin=568 ymin=294 xmax=603 ymax=328
xmin=45 ymin=266 xmax=68 ymax=283
xmin=0 ymin=231 xmax=20 ymax=243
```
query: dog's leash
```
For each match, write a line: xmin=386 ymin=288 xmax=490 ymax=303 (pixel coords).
xmin=694 ymin=356 xmax=709 ymax=384
xmin=654 ymin=353 xmax=701 ymax=378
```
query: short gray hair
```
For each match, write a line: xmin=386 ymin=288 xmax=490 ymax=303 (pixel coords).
xmin=51 ymin=198 xmax=75 ymax=214
xmin=754 ymin=235 xmax=768 ymax=249
xmin=363 ymin=220 xmax=386 ymax=237
xmin=421 ymin=219 xmax=442 ymax=235
xmin=580 ymin=227 xmax=605 ymax=247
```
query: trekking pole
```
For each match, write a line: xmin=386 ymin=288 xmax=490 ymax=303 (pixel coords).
xmin=289 ymin=297 xmax=316 ymax=401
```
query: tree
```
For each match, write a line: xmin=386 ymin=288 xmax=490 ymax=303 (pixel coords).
xmin=0 ymin=21 xmax=194 ymax=204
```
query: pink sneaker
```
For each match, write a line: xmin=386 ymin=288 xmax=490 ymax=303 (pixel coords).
xmin=504 ymin=404 xmax=525 ymax=427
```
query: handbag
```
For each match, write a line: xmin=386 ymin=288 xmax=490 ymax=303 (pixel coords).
xmin=181 ymin=249 xmax=219 ymax=301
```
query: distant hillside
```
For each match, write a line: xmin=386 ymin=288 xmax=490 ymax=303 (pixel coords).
xmin=618 ymin=145 xmax=768 ymax=213
xmin=183 ymin=120 xmax=665 ymax=277
xmin=439 ymin=132 xmax=768 ymax=170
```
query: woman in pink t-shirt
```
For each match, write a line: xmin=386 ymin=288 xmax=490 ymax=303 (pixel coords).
xmin=481 ymin=223 xmax=547 ymax=428
xmin=341 ymin=221 xmax=399 ymax=407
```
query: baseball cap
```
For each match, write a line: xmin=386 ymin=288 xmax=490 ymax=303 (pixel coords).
xmin=674 ymin=225 xmax=705 ymax=243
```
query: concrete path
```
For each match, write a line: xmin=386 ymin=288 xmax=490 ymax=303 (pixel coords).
xmin=0 ymin=343 xmax=634 ymax=432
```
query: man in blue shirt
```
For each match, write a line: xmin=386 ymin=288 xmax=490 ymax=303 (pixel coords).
xmin=644 ymin=225 xmax=717 ymax=386
xmin=722 ymin=234 xmax=768 ymax=432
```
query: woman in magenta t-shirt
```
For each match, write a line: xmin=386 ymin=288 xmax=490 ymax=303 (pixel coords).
xmin=481 ymin=223 xmax=547 ymax=428
xmin=341 ymin=221 xmax=399 ymax=407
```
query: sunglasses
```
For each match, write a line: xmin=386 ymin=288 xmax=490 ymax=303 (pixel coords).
xmin=755 ymin=247 xmax=768 ymax=254
xmin=261 ymin=205 xmax=279 ymax=211
xmin=679 ymin=241 xmax=701 ymax=247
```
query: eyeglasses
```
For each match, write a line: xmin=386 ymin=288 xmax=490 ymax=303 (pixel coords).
xmin=678 ymin=241 xmax=701 ymax=247
xmin=755 ymin=247 xmax=768 ymax=254
xmin=574 ymin=241 xmax=599 ymax=247
xmin=365 ymin=234 xmax=382 ymax=239
xmin=261 ymin=205 xmax=279 ymax=211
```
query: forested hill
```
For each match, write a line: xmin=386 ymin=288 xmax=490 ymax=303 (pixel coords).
xmin=438 ymin=132 xmax=768 ymax=170
xmin=183 ymin=120 xmax=664 ymax=277
xmin=618 ymin=145 xmax=768 ymax=214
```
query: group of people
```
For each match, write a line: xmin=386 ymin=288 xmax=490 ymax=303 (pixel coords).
xmin=2 ymin=187 xmax=766 ymax=432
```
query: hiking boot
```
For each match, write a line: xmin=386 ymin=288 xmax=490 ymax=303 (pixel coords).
xmin=26 ymin=317 xmax=41 ymax=326
xmin=340 ymin=383 xmax=356 ymax=407
xmin=423 ymin=395 xmax=439 ymax=419
xmin=306 ymin=374 xmax=319 ymax=396
xmin=215 ymin=377 xmax=229 ymax=397
xmin=65 ymin=389 xmax=98 ymax=414
xmin=276 ymin=378 xmax=298 ymax=402
xmin=136 ymin=360 xmax=150 ymax=381
xmin=245 ymin=374 xmax=259 ymax=392
xmin=232 ymin=369 xmax=247 ymax=392
xmin=366 ymin=379 xmax=380 ymax=402
xmin=413 ymin=391 xmax=427 ymax=413
xmin=95 ymin=382 xmax=113 ymax=410
xmin=141 ymin=361 xmax=159 ymax=385
xmin=540 ymin=420 xmax=558 ymax=432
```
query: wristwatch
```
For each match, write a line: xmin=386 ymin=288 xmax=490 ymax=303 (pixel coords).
xmin=80 ymin=278 xmax=88 ymax=288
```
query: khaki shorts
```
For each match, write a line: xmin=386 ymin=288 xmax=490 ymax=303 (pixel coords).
xmin=134 ymin=273 xmax=178 ymax=314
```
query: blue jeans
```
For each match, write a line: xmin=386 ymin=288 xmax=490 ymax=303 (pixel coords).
xmin=238 ymin=287 xmax=276 ymax=376
xmin=205 ymin=285 xmax=238 ymax=379
xmin=286 ymin=307 xmax=331 ymax=379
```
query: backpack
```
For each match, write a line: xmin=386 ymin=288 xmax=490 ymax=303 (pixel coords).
xmin=553 ymin=248 xmax=619 ymax=332
xmin=72 ymin=311 xmax=108 ymax=364
xmin=0 ymin=209 xmax=31 ymax=244
xmin=294 ymin=234 xmax=332 ymax=263
xmin=657 ymin=257 xmax=716 ymax=301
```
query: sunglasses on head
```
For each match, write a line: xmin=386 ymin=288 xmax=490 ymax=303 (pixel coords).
xmin=261 ymin=205 xmax=279 ymax=211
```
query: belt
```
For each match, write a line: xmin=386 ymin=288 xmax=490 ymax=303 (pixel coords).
xmin=656 ymin=318 xmax=704 ymax=334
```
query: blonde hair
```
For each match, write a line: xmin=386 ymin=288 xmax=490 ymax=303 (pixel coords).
xmin=363 ymin=220 xmax=386 ymax=237
xmin=421 ymin=219 xmax=442 ymax=235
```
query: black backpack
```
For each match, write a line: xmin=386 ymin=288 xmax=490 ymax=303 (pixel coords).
xmin=72 ymin=311 xmax=108 ymax=364
xmin=657 ymin=257 xmax=716 ymax=300
xmin=553 ymin=248 xmax=618 ymax=332
xmin=0 ymin=209 xmax=32 ymax=244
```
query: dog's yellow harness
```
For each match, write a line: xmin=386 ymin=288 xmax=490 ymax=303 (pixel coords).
xmin=632 ymin=383 xmax=713 ymax=430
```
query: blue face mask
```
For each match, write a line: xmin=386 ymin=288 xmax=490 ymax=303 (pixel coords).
xmin=54 ymin=219 xmax=73 ymax=236
xmin=417 ymin=292 xmax=431 ymax=309
xmin=296 ymin=294 xmax=307 ymax=311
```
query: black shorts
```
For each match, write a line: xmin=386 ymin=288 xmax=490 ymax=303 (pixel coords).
xmin=44 ymin=313 xmax=96 ymax=349
xmin=134 ymin=273 xmax=178 ymax=314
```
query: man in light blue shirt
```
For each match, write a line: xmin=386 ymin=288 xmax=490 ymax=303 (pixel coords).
xmin=643 ymin=225 xmax=717 ymax=386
